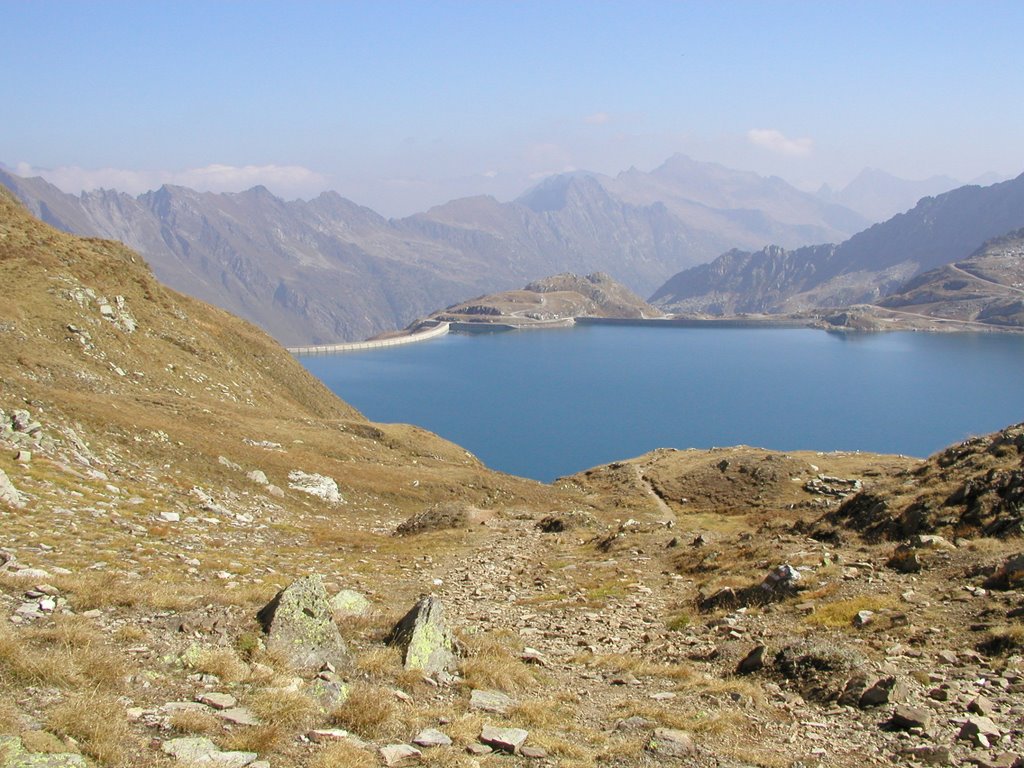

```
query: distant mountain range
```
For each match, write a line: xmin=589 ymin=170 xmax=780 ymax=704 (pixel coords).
xmin=0 ymin=156 xmax=868 ymax=344
xmin=816 ymin=167 xmax=963 ymax=222
xmin=651 ymin=173 xmax=1024 ymax=317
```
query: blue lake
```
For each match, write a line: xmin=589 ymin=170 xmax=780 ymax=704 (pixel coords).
xmin=300 ymin=326 xmax=1024 ymax=482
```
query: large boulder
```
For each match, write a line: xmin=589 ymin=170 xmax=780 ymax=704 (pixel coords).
xmin=385 ymin=596 xmax=456 ymax=675
xmin=256 ymin=575 xmax=347 ymax=673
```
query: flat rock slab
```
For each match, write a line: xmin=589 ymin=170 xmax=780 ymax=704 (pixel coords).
xmin=160 ymin=738 xmax=259 ymax=768
xmin=256 ymin=574 xmax=347 ymax=673
xmin=379 ymin=744 xmax=422 ymax=766
xmin=469 ymin=689 xmax=514 ymax=715
xmin=0 ymin=734 xmax=90 ymax=767
xmin=215 ymin=707 xmax=260 ymax=726
xmin=196 ymin=692 xmax=237 ymax=710
xmin=889 ymin=704 xmax=931 ymax=730
xmin=480 ymin=725 xmax=529 ymax=754
xmin=412 ymin=728 xmax=452 ymax=748
xmin=162 ymin=737 xmax=219 ymax=762
xmin=307 ymin=729 xmax=368 ymax=748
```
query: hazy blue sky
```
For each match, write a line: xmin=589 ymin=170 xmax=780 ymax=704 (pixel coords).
xmin=4 ymin=1 xmax=1022 ymax=215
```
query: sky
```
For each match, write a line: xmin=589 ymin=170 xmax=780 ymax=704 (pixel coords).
xmin=3 ymin=1 xmax=1023 ymax=217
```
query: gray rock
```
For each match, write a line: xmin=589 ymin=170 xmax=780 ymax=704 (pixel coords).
xmin=860 ymin=676 xmax=901 ymax=707
xmin=412 ymin=728 xmax=452 ymax=747
xmin=889 ymin=704 xmax=931 ymax=730
xmin=161 ymin=736 xmax=218 ymax=762
xmin=215 ymin=706 xmax=260 ymax=726
xmin=0 ymin=468 xmax=25 ymax=509
xmin=196 ymin=692 xmax=237 ymax=710
xmin=469 ymin=689 xmax=514 ymax=715
xmin=480 ymin=725 xmax=529 ymax=753
xmin=853 ymin=610 xmax=875 ymax=627
xmin=287 ymin=470 xmax=341 ymax=504
xmin=330 ymin=589 xmax=371 ymax=618
xmin=958 ymin=715 xmax=1002 ymax=747
xmin=647 ymin=727 xmax=696 ymax=758
xmin=968 ymin=695 xmax=996 ymax=716
xmin=256 ymin=575 xmax=347 ymax=673
xmin=520 ymin=745 xmax=548 ymax=759
xmin=0 ymin=734 xmax=90 ymax=767
xmin=736 ymin=644 xmax=766 ymax=674
xmin=246 ymin=470 xmax=268 ymax=485
xmin=385 ymin=596 xmax=456 ymax=675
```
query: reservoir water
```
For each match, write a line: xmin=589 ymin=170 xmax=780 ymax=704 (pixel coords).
xmin=300 ymin=326 xmax=1024 ymax=483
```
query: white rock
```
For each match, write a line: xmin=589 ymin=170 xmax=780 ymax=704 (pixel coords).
xmin=287 ymin=470 xmax=342 ymax=504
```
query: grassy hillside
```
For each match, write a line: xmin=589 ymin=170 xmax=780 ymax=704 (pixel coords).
xmin=3 ymin=190 xmax=1024 ymax=768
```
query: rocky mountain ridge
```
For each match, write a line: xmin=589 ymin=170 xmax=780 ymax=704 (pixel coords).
xmin=651 ymin=172 xmax=1024 ymax=317
xmin=0 ymin=156 xmax=866 ymax=345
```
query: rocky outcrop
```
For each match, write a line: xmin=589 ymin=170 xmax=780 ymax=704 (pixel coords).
xmin=825 ymin=423 xmax=1024 ymax=541
xmin=256 ymin=575 xmax=347 ymax=673
xmin=385 ymin=596 xmax=457 ymax=676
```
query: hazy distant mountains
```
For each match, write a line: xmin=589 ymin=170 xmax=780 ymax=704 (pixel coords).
xmin=0 ymin=156 xmax=868 ymax=344
xmin=651 ymin=173 xmax=1024 ymax=316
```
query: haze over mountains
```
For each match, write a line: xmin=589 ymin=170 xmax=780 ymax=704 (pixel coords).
xmin=3 ymin=157 xmax=1015 ymax=345
xmin=0 ymin=156 xmax=871 ymax=345
xmin=651 ymin=172 xmax=1024 ymax=317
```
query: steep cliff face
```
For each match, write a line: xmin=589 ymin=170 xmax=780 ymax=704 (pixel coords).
xmin=652 ymin=173 xmax=1024 ymax=314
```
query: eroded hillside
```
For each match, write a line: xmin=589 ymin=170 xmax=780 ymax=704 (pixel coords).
xmin=3 ymin=193 xmax=1024 ymax=768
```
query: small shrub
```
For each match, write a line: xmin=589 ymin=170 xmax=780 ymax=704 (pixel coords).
xmin=666 ymin=611 xmax=691 ymax=631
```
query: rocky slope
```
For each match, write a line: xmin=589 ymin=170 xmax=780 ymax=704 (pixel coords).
xmin=0 ymin=158 xmax=866 ymax=346
xmin=3 ymin=195 xmax=1024 ymax=768
xmin=651 ymin=172 xmax=1024 ymax=316
xmin=874 ymin=230 xmax=1024 ymax=328
xmin=425 ymin=272 xmax=663 ymax=329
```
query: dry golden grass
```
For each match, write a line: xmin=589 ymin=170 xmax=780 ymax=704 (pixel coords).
xmin=804 ymin=595 xmax=899 ymax=628
xmin=581 ymin=652 xmax=695 ymax=682
xmin=168 ymin=709 xmax=223 ymax=736
xmin=612 ymin=699 xmax=746 ymax=735
xmin=47 ymin=690 xmax=138 ymax=766
xmin=354 ymin=646 xmax=404 ymax=680
xmin=221 ymin=723 xmax=289 ymax=755
xmin=458 ymin=631 xmax=538 ymax=692
xmin=328 ymin=683 xmax=399 ymax=739
xmin=249 ymin=687 xmax=319 ymax=732
xmin=310 ymin=740 xmax=378 ymax=768
xmin=0 ymin=699 xmax=21 ymax=733
xmin=440 ymin=713 xmax=485 ymax=746
xmin=113 ymin=624 xmax=147 ymax=643
xmin=0 ymin=618 xmax=126 ymax=690
xmin=509 ymin=697 xmax=575 ymax=729
xmin=191 ymin=648 xmax=250 ymax=683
